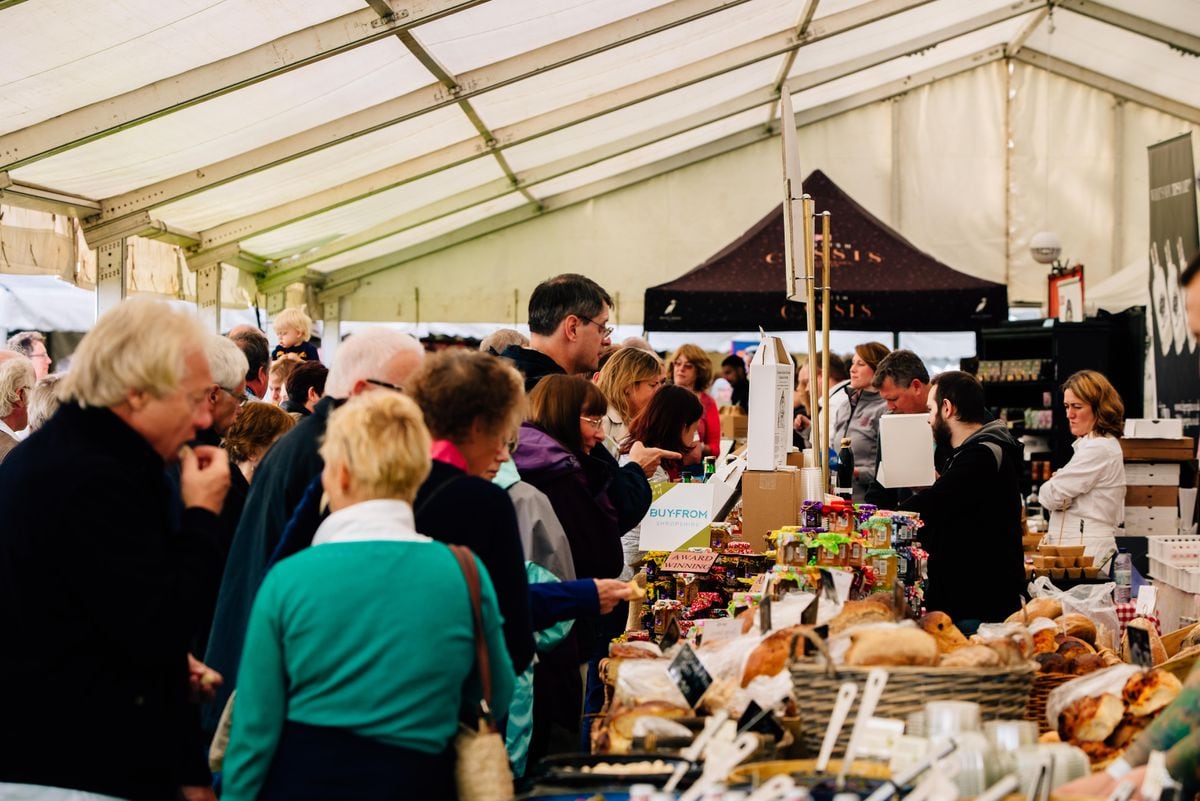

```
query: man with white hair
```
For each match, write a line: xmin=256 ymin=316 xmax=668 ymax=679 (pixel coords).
xmin=0 ymin=351 xmax=34 ymax=462
xmin=203 ymin=327 xmax=424 ymax=731
xmin=200 ymin=334 xmax=249 ymax=442
xmin=7 ymin=330 xmax=52 ymax=380
xmin=0 ymin=299 xmax=230 ymax=801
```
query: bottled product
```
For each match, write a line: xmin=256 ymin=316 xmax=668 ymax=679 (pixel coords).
xmin=703 ymin=455 xmax=716 ymax=480
xmin=836 ymin=437 xmax=854 ymax=500
xmin=1114 ymin=550 xmax=1132 ymax=604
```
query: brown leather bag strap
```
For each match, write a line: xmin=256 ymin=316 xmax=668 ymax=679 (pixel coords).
xmin=449 ymin=544 xmax=494 ymax=720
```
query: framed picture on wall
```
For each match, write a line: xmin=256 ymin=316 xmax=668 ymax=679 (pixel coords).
xmin=1048 ymin=265 xmax=1085 ymax=322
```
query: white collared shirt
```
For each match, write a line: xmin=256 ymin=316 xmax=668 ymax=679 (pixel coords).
xmin=1038 ymin=433 xmax=1126 ymax=528
xmin=0 ymin=784 xmax=129 ymax=801
xmin=0 ymin=418 xmax=20 ymax=440
xmin=310 ymin=499 xmax=432 ymax=546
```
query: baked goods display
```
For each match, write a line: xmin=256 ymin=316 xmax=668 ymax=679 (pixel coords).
xmin=1120 ymin=618 xmax=1168 ymax=667
xmin=844 ymin=627 xmax=940 ymax=667
xmin=1053 ymin=667 xmax=1182 ymax=766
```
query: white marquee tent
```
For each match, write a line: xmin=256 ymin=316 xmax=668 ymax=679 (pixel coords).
xmin=1 ymin=0 xmax=1197 ymax=348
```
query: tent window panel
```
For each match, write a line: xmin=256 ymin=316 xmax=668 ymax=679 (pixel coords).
xmin=467 ymin=0 xmax=796 ymax=130
xmin=151 ymin=106 xmax=480 ymax=232
xmin=308 ymin=193 xmax=529 ymax=274
xmin=0 ymin=0 xmax=364 ymax=136
xmin=242 ymin=161 xmax=509 ymax=261
xmin=501 ymin=61 xmax=778 ymax=173
xmin=10 ymin=39 xmax=428 ymax=199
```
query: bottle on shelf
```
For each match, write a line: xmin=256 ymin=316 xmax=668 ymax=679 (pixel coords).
xmin=835 ymin=437 xmax=854 ymax=501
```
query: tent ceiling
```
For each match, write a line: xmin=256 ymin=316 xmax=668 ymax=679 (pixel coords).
xmin=1 ymin=0 xmax=1197 ymax=301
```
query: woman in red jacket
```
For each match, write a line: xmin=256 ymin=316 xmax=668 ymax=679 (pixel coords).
xmin=668 ymin=343 xmax=720 ymax=464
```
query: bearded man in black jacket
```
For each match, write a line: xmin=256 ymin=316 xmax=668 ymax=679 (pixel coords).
xmin=900 ymin=370 xmax=1026 ymax=627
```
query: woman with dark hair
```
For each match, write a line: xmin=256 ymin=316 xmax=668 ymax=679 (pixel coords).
xmin=512 ymin=374 xmax=623 ymax=758
xmin=669 ymin=343 xmax=721 ymax=462
xmin=1038 ymin=369 xmax=1126 ymax=567
xmin=625 ymin=385 xmax=704 ymax=483
xmin=833 ymin=341 xmax=890 ymax=501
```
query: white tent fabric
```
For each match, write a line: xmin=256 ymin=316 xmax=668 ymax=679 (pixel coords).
xmin=1 ymin=0 xmax=1197 ymax=327
xmin=1087 ymin=259 xmax=1151 ymax=315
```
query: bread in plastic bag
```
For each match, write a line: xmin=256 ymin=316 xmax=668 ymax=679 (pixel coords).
xmin=1044 ymin=663 xmax=1139 ymax=731
xmin=1028 ymin=576 xmax=1119 ymax=651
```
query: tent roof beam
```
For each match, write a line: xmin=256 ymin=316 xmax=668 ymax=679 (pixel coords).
xmin=1058 ymin=0 xmax=1200 ymax=57
xmin=1014 ymin=49 xmax=1200 ymax=125
xmin=252 ymin=1 xmax=1039 ymax=282
xmin=0 ymin=0 xmax=488 ymax=172
xmin=315 ymin=45 xmax=1007 ymax=295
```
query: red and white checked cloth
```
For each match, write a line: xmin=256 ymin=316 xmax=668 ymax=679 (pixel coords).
xmin=1115 ymin=602 xmax=1162 ymax=636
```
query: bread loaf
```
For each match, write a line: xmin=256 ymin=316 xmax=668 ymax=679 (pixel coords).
xmin=845 ymin=627 xmax=939 ymax=667
xmin=1006 ymin=598 xmax=1062 ymax=624
xmin=1056 ymin=635 xmax=1096 ymax=661
xmin=1121 ymin=618 xmax=1168 ymax=667
xmin=606 ymin=702 xmax=690 ymax=753
xmin=1122 ymin=669 xmax=1182 ymax=716
xmin=828 ymin=599 xmax=894 ymax=637
xmin=1181 ymin=623 xmax=1200 ymax=651
xmin=1036 ymin=652 xmax=1069 ymax=674
xmin=1058 ymin=693 xmax=1124 ymax=743
xmin=1070 ymin=653 xmax=1106 ymax=676
xmin=920 ymin=611 xmax=968 ymax=654
xmin=1106 ymin=714 xmax=1148 ymax=749
xmin=1058 ymin=613 xmax=1097 ymax=645
xmin=939 ymin=644 xmax=1003 ymax=668
xmin=1033 ymin=627 xmax=1059 ymax=655
xmin=742 ymin=626 xmax=807 ymax=687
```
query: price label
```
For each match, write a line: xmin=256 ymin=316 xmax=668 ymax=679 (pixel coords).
xmin=1127 ymin=625 xmax=1154 ymax=668
xmin=699 ymin=617 xmax=743 ymax=646
xmin=668 ymin=643 xmax=713 ymax=708
xmin=662 ymin=550 xmax=720 ymax=573
xmin=658 ymin=616 xmax=683 ymax=651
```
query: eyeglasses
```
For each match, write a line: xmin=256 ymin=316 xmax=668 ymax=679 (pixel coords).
xmin=366 ymin=378 xmax=404 ymax=392
xmin=578 ymin=316 xmax=614 ymax=338
xmin=219 ymin=386 xmax=249 ymax=407
xmin=673 ymin=360 xmax=696 ymax=370
xmin=580 ymin=415 xmax=606 ymax=431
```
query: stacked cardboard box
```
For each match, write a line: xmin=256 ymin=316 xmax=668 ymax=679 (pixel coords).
xmin=1122 ymin=421 xmax=1193 ymax=537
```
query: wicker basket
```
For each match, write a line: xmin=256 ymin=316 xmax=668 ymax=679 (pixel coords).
xmin=1025 ymin=672 xmax=1075 ymax=734
xmin=789 ymin=659 xmax=1037 ymax=755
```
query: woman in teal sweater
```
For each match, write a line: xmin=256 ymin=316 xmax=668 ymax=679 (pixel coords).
xmin=222 ymin=392 xmax=515 ymax=801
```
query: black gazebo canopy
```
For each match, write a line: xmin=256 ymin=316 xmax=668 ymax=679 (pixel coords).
xmin=643 ymin=170 xmax=1007 ymax=332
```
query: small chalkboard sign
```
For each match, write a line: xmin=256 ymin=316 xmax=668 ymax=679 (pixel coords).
xmin=738 ymin=700 xmax=785 ymax=741
xmin=759 ymin=594 xmax=773 ymax=633
xmin=667 ymin=643 xmax=712 ymax=708
xmin=658 ymin=616 xmax=683 ymax=651
xmin=1127 ymin=625 xmax=1154 ymax=668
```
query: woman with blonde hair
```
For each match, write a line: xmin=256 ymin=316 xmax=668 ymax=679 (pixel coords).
xmin=669 ymin=343 xmax=721 ymax=463
xmin=1038 ymin=369 xmax=1126 ymax=567
xmin=595 ymin=346 xmax=665 ymax=453
xmin=222 ymin=391 xmax=514 ymax=800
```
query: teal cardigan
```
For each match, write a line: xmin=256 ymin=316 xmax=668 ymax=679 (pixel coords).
xmin=221 ymin=538 xmax=514 ymax=801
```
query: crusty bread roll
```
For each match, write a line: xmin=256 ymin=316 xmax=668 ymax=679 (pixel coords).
xmin=845 ymin=627 xmax=939 ymax=667
xmin=1058 ymin=613 xmax=1097 ymax=645
xmin=940 ymin=644 xmax=1003 ymax=668
xmin=1106 ymin=714 xmax=1148 ymax=749
xmin=1097 ymin=647 xmax=1123 ymax=668
xmin=985 ymin=638 xmax=1028 ymax=666
xmin=1033 ymin=627 xmax=1059 ymax=655
xmin=1056 ymin=635 xmax=1096 ymax=661
xmin=920 ymin=611 xmax=968 ymax=654
xmin=610 ymin=642 xmax=663 ymax=660
xmin=606 ymin=701 xmax=690 ymax=753
xmin=742 ymin=626 xmax=807 ymax=687
xmin=1058 ymin=693 xmax=1124 ymax=743
xmin=1077 ymin=739 xmax=1122 ymax=767
xmin=1121 ymin=618 xmax=1168 ymax=667
xmin=1181 ymin=623 xmax=1200 ymax=651
xmin=1070 ymin=653 xmax=1106 ymax=676
xmin=828 ymin=598 xmax=894 ymax=637
xmin=1122 ymin=669 xmax=1182 ymax=716
xmin=1005 ymin=598 xmax=1063 ymax=624
xmin=1036 ymin=652 xmax=1069 ymax=674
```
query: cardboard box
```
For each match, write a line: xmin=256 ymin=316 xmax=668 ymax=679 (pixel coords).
xmin=638 ymin=458 xmax=745 ymax=552
xmin=719 ymin=406 xmax=748 ymax=439
xmin=1124 ymin=505 xmax=1180 ymax=536
xmin=1125 ymin=419 xmax=1185 ymax=439
xmin=1125 ymin=463 xmax=1182 ymax=486
xmin=1121 ymin=438 xmax=1195 ymax=462
xmin=740 ymin=467 xmax=802 ymax=552
xmin=1126 ymin=485 xmax=1180 ymax=507
xmin=747 ymin=335 xmax=795 ymax=471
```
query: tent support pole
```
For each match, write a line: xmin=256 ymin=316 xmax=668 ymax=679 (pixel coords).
xmin=820 ymin=211 xmax=832 ymax=491
xmin=95 ymin=238 xmax=127 ymax=320
xmin=1111 ymin=99 xmax=1125 ymax=276
xmin=196 ymin=264 xmax=222 ymax=333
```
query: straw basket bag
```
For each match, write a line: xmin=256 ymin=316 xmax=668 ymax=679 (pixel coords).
xmin=450 ymin=545 xmax=515 ymax=801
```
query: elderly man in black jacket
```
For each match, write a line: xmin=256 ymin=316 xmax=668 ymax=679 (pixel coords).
xmin=900 ymin=370 xmax=1026 ymax=628
xmin=0 ymin=299 xmax=231 ymax=801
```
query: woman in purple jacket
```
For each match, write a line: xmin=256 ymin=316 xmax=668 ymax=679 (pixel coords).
xmin=513 ymin=374 xmax=623 ymax=758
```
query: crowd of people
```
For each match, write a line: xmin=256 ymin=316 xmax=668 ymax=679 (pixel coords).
xmin=4 ymin=257 xmax=1200 ymax=800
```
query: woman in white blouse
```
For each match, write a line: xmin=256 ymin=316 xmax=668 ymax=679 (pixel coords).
xmin=1038 ymin=370 xmax=1126 ymax=569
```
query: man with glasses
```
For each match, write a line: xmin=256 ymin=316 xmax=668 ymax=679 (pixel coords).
xmin=199 ymin=335 xmax=249 ymax=445
xmin=203 ymin=327 xmax=424 ymax=738
xmin=500 ymin=273 xmax=613 ymax=391
xmin=7 ymin=330 xmax=52 ymax=380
